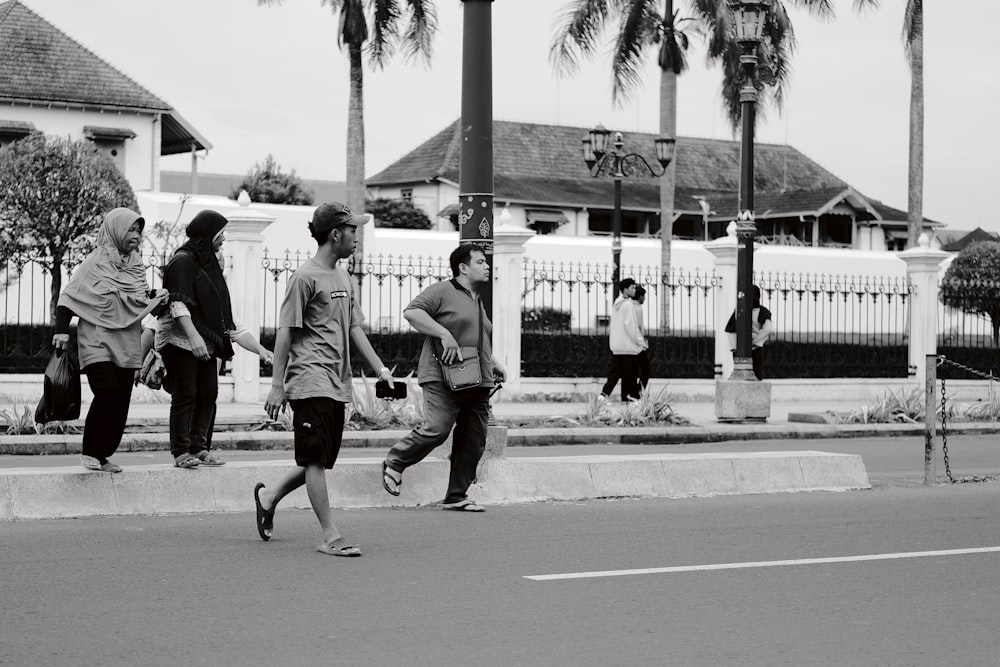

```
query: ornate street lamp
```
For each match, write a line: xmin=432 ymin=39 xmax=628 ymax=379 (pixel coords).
xmin=582 ymin=126 xmax=675 ymax=298
xmin=728 ymin=0 xmax=777 ymax=381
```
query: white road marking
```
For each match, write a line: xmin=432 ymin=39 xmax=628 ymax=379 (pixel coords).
xmin=525 ymin=546 xmax=1000 ymax=581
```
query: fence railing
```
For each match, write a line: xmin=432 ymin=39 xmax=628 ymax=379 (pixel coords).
xmin=754 ymin=271 xmax=913 ymax=378
xmin=938 ymin=278 xmax=1000 ymax=379
xmin=0 ymin=250 xmax=977 ymax=383
xmin=520 ymin=259 xmax=718 ymax=377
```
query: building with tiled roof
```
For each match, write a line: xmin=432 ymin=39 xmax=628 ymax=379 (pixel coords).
xmin=368 ymin=119 xmax=940 ymax=251
xmin=0 ymin=0 xmax=209 ymax=192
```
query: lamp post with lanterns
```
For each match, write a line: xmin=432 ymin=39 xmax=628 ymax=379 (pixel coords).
xmin=582 ymin=126 xmax=676 ymax=298
xmin=729 ymin=0 xmax=777 ymax=381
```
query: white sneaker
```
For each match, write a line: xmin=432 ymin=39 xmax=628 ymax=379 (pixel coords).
xmin=80 ymin=455 xmax=101 ymax=471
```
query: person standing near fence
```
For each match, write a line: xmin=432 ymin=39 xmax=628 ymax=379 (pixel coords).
xmin=725 ymin=285 xmax=774 ymax=380
xmin=254 ymin=202 xmax=396 ymax=556
xmin=380 ymin=245 xmax=507 ymax=512
xmin=600 ymin=278 xmax=643 ymax=401
xmin=158 ymin=210 xmax=238 ymax=469
xmin=53 ymin=207 xmax=168 ymax=473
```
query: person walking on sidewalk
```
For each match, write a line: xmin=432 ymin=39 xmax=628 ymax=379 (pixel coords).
xmin=380 ymin=245 xmax=507 ymax=512
xmin=254 ymin=203 xmax=396 ymax=556
xmin=600 ymin=278 xmax=644 ymax=401
xmin=53 ymin=208 xmax=168 ymax=473
xmin=633 ymin=285 xmax=650 ymax=392
xmin=725 ymin=285 xmax=774 ymax=380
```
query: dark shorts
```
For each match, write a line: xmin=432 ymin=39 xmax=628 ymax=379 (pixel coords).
xmin=289 ymin=398 xmax=345 ymax=469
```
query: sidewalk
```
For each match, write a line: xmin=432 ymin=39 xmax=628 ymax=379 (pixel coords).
xmin=0 ymin=396 xmax=975 ymax=520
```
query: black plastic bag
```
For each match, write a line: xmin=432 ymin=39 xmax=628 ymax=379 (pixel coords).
xmin=34 ymin=349 xmax=82 ymax=424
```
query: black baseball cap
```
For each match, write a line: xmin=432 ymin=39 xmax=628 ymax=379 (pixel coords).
xmin=309 ymin=202 xmax=372 ymax=236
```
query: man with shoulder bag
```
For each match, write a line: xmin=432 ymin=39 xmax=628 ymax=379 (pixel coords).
xmin=380 ymin=244 xmax=506 ymax=512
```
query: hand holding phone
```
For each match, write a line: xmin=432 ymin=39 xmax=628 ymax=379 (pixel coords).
xmin=376 ymin=380 xmax=407 ymax=400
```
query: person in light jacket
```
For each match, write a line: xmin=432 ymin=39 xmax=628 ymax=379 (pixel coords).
xmin=600 ymin=278 xmax=644 ymax=401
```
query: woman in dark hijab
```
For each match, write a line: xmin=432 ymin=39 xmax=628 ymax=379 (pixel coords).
xmin=53 ymin=207 xmax=168 ymax=472
xmin=158 ymin=210 xmax=235 ymax=468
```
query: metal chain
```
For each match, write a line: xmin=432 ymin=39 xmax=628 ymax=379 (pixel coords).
xmin=936 ymin=356 xmax=996 ymax=484
xmin=940 ymin=377 xmax=954 ymax=483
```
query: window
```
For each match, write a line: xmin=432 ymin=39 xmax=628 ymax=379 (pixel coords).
xmin=0 ymin=120 xmax=34 ymax=150
xmin=525 ymin=209 xmax=569 ymax=235
xmin=83 ymin=126 xmax=136 ymax=173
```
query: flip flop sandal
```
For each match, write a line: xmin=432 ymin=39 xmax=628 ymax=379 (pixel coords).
xmin=174 ymin=453 xmax=201 ymax=469
xmin=382 ymin=461 xmax=402 ymax=497
xmin=441 ymin=500 xmax=485 ymax=512
xmin=317 ymin=539 xmax=362 ymax=557
xmin=195 ymin=450 xmax=226 ymax=466
xmin=254 ymin=482 xmax=274 ymax=541
xmin=80 ymin=455 xmax=101 ymax=471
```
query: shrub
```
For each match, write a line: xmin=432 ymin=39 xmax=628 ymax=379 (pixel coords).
xmin=522 ymin=307 xmax=571 ymax=332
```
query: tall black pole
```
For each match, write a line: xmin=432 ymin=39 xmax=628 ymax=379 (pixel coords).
xmin=732 ymin=43 xmax=758 ymax=381
xmin=459 ymin=0 xmax=494 ymax=314
xmin=612 ymin=171 xmax=622 ymax=299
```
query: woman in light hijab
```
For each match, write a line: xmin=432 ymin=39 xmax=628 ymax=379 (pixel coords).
xmin=158 ymin=210 xmax=237 ymax=469
xmin=53 ymin=208 xmax=168 ymax=473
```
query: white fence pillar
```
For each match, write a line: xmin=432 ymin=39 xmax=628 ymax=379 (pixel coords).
xmin=704 ymin=224 xmax=739 ymax=378
xmin=493 ymin=223 xmax=534 ymax=396
xmin=899 ymin=234 xmax=949 ymax=388
xmin=225 ymin=193 xmax=274 ymax=403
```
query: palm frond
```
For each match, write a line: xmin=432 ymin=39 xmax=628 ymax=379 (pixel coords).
xmin=902 ymin=0 xmax=922 ymax=63
xmin=789 ymin=0 xmax=835 ymax=21
xmin=549 ymin=0 xmax=615 ymax=76
xmin=368 ymin=0 xmax=402 ymax=67
xmin=610 ymin=0 xmax=661 ymax=104
xmin=852 ymin=0 xmax=880 ymax=12
xmin=400 ymin=0 xmax=438 ymax=64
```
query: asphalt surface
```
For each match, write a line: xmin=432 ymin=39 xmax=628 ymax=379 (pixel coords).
xmin=3 ymin=479 xmax=1000 ymax=666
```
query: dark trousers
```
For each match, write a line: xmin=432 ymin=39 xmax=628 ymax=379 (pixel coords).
xmin=161 ymin=345 xmax=219 ymax=458
xmin=752 ymin=346 xmax=765 ymax=380
xmin=601 ymin=354 xmax=639 ymax=401
xmin=82 ymin=362 xmax=135 ymax=462
xmin=637 ymin=350 xmax=651 ymax=392
xmin=386 ymin=382 xmax=490 ymax=504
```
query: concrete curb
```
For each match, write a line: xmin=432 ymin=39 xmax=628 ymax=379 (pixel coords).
xmin=4 ymin=421 xmax=1000 ymax=456
xmin=0 ymin=451 xmax=870 ymax=520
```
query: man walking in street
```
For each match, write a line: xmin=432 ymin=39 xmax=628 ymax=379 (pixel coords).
xmin=380 ymin=245 xmax=506 ymax=512
xmin=254 ymin=202 xmax=396 ymax=556
xmin=601 ymin=277 xmax=644 ymax=401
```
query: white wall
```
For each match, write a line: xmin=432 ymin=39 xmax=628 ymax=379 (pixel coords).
xmin=1 ymin=105 xmax=158 ymax=191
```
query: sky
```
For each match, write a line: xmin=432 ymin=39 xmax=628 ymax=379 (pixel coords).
xmin=21 ymin=0 xmax=1000 ymax=232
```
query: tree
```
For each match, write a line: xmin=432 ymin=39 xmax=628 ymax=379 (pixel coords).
xmin=257 ymin=0 xmax=438 ymax=267
xmin=551 ymin=0 xmax=876 ymax=330
xmin=941 ymin=242 xmax=1000 ymax=344
xmin=365 ymin=197 xmax=432 ymax=229
xmin=0 ymin=132 xmax=137 ymax=322
xmin=903 ymin=0 xmax=923 ymax=248
xmin=231 ymin=155 xmax=314 ymax=205
xmin=551 ymin=0 xmax=691 ymax=332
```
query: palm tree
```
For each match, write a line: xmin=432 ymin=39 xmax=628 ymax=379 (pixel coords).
xmin=257 ymin=0 xmax=437 ymax=265
xmin=902 ymin=0 xmax=923 ymax=248
xmin=551 ymin=0 xmax=691 ymax=332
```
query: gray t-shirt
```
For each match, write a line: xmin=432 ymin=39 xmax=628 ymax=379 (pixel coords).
xmin=278 ymin=258 xmax=364 ymax=402
xmin=407 ymin=279 xmax=494 ymax=387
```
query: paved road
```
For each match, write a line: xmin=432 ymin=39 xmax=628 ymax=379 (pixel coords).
xmin=4 ymin=477 xmax=1000 ymax=665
